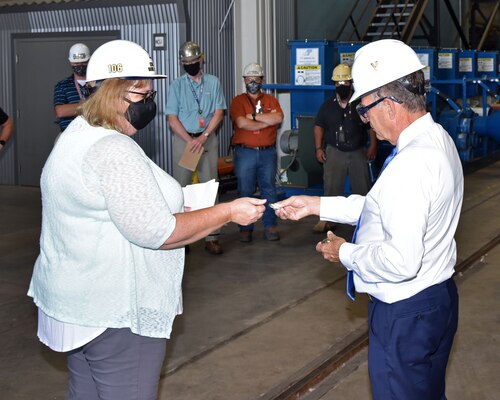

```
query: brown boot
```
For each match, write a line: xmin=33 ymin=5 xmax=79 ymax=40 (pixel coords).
xmin=205 ymin=240 xmax=223 ymax=255
xmin=240 ymin=231 xmax=253 ymax=243
xmin=264 ymin=226 xmax=280 ymax=241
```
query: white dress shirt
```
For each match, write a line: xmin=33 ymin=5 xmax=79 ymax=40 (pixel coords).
xmin=320 ymin=113 xmax=463 ymax=303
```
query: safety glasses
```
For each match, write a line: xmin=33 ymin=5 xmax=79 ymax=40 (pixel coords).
xmin=127 ymin=90 xmax=157 ymax=103
xmin=356 ymin=95 xmax=402 ymax=123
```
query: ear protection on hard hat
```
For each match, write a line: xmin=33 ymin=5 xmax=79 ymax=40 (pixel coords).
xmin=350 ymin=39 xmax=425 ymax=102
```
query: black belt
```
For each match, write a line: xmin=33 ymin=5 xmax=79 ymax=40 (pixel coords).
xmin=235 ymin=144 xmax=275 ymax=150
xmin=187 ymin=131 xmax=203 ymax=137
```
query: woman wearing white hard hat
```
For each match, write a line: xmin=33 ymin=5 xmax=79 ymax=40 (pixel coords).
xmin=28 ymin=39 xmax=265 ymax=400
xmin=273 ymin=39 xmax=463 ymax=400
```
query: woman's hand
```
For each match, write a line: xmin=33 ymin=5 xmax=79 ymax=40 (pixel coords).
xmin=228 ymin=197 xmax=266 ymax=226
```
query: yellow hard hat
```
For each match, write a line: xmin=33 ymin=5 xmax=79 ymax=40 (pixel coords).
xmin=332 ymin=64 xmax=352 ymax=82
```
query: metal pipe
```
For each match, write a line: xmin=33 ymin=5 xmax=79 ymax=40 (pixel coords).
xmin=429 ymin=86 xmax=461 ymax=112
xmin=476 ymin=81 xmax=500 ymax=101
xmin=474 ymin=111 xmax=500 ymax=142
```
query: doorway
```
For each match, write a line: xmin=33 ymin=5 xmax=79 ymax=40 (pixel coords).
xmin=13 ymin=32 xmax=119 ymax=186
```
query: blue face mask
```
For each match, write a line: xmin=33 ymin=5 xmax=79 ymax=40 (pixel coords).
xmin=124 ymin=98 xmax=157 ymax=130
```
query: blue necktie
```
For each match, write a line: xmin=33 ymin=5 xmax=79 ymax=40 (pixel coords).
xmin=346 ymin=147 xmax=397 ymax=301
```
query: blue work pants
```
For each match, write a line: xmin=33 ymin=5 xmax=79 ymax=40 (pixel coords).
xmin=368 ymin=279 xmax=458 ymax=400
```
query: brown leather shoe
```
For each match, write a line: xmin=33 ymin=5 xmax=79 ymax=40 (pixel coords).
xmin=240 ymin=231 xmax=253 ymax=243
xmin=205 ymin=240 xmax=223 ymax=255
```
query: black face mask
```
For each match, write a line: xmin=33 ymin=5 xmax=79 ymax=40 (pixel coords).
xmin=183 ymin=62 xmax=201 ymax=76
xmin=72 ymin=65 xmax=87 ymax=76
xmin=80 ymin=83 xmax=96 ymax=99
xmin=124 ymin=99 xmax=157 ymax=130
xmin=245 ymin=81 xmax=262 ymax=94
xmin=336 ymin=84 xmax=351 ymax=101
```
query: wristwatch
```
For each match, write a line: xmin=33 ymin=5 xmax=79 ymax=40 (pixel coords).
xmin=252 ymin=112 xmax=256 ymax=121
xmin=0 ymin=140 xmax=6 ymax=146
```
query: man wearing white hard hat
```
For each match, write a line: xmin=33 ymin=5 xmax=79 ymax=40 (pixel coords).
xmin=230 ymin=62 xmax=284 ymax=243
xmin=273 ymin=39 xmax=463 ymax=400
xmin=53 ymin=42 xmax=91 ymax=131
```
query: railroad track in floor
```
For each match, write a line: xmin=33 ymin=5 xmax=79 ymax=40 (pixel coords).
xmin=258 ymin=233 xmax=500 ymax=400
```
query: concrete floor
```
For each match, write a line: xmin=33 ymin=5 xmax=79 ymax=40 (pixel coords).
xmin=1 ymin=159 xmax=499 ymax=400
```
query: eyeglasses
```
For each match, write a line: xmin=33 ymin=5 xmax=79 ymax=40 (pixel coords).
xmin=356 ymin=95 xmax=402 ymax=122
xmin=127 ymin=90 xmax=157 ymax=103
xmin=244 ymin=77 xmax=263 ymax=84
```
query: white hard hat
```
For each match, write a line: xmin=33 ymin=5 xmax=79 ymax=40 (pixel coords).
xmin=85 ymin=40 xmax=166 ymax=82
xmin=350 ymin=39 xmax=425 ymax=102
xmin=243 ymin=62 xmax=265 ymax=77
xmin=179 ymin=41 xmax=203 ymax=63
xmin=68 ymin=43 xmax=91 ymax=63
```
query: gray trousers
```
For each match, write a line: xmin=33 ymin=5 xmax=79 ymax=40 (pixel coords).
xmin=172 ymin=133 xmax=220 ymax=240
xmin=65 ymin=328 xmax=166 ymax=400
xmin=323 ymin=145 xmax=371 ymax=196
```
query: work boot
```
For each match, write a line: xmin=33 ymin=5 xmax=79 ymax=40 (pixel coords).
xmin=240 ymin=231 xmax=253 ymax=243
xmin=324 ymin=222 xmax=337 ymax=232
xmin=205 ymin=240 xmax=223 ymax=255
xmin=313 ymin=220 xmax=327 ymax=233
xmin=264 ymin=226 xmax=280 ymax=241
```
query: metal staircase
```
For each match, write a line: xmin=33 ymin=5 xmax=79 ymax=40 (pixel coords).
xmin=363 ymin=0 xmax=428 ymax=42
xmin=337 ymin=0 xmax=499 ymax=50
xmin=338 ymin=0 xmax=429 ymax=44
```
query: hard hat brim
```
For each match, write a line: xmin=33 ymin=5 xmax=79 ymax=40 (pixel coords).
xmin=84 ymin=74 xmax=167 ymax=84
xmin=181 ymin=53 xmax=204 ymax=63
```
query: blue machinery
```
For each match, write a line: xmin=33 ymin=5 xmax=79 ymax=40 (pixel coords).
xmin=265 ymin=40 xmax=500 ymax=191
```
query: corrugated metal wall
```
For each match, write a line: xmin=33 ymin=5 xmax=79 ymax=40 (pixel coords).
xmin=0 ymin=16 xmax=19 ymax=184
xmin=274 ymin=0 xmax=295 ymax=85
xmin=0 ymin=0 xmax=296 ymax=184
xmin=0 ymin=2 xmax=182 ymax=183
xmin=186 ymin=0 xmax=235 ymax=157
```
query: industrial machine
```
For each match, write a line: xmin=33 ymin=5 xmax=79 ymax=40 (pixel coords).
xmin=265 ymin=40 xmax=500 ymax=196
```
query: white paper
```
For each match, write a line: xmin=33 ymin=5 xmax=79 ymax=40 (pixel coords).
xmin=182 ymin=179 xmax=219 ymax=211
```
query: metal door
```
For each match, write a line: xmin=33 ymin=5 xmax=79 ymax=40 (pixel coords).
xmin=14 ymin=33 xmax=119 ymax=186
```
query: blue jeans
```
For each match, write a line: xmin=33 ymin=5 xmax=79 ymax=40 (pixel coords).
xmin=234 ymin=146 xmax=278 ymax=231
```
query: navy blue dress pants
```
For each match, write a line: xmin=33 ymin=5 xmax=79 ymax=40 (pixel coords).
xmin=368 ymin=279 xmax=458 ymax=400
